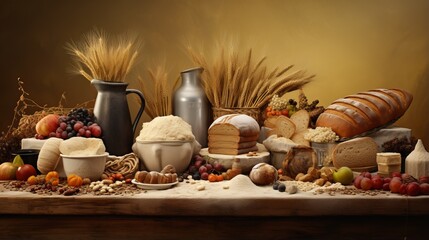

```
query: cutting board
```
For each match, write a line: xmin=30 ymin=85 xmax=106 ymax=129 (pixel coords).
xmin=199 ymin=143 xmax=270 ymax=174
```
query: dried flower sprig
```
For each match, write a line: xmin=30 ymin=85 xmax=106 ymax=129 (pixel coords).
xmin=66 ymin=30 xmax=141 ymax=83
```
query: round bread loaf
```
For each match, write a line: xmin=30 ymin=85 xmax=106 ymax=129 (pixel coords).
xmin=316 ymin=88 xmax=413 ymax=138
xmin=249 ymin=163 xmax=278 ymax=185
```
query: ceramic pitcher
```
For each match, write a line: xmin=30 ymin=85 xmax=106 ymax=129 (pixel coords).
xmin=91 ymin=79 xmax=145 ymax=156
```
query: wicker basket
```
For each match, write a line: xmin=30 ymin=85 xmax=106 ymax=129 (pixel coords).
xmin=212 ymin=107 xmax=262 ymax=125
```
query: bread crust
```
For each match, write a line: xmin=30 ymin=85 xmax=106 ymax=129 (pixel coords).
xmin=316 ymin=88 xmax=413 ymax=138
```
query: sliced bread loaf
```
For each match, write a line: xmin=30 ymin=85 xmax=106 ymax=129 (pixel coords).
xmin=332 ymin=137 xmax=378 ymax=170
xmin=290 ymin=109 xmax=310 ymax=133
xmin=267 ymin=115 xmax=296 ymax=139
xmin=209 ymin=114 xmax=260 ymax=137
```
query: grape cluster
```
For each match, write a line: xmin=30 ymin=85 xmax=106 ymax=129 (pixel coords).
xmin=36 ymin=108 xmax=102 ymax=140
xmin=354 ymin=171 xmax=429 ymax=196
xmin=181 ymin=155 xmax=225 ymax=181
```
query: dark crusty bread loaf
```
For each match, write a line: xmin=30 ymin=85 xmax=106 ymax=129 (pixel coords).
xmin=316 ymin=88 xmax=413 ymax=138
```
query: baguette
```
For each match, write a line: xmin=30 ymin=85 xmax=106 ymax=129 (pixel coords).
xmin=316 ymin=88 xmax=412 ymax=138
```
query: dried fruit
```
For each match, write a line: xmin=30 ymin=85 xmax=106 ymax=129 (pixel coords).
xmin=67 ymin=174 xmax=83 ymax=187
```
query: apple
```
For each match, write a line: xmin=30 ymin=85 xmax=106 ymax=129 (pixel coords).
xmin=35 ymin=114 xmax=60 ymax=137
xmin=16 ymin=164 xmax=37 ymax=181
xmin=333 ymin=166 xmax=354 ymax=185
xmin=0 ymin=162 xmax=18 ymax=180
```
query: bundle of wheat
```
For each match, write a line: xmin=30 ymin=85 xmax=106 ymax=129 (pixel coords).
xmin=137 ymin=65 xmax=180 ymax=119
xmin=66 ymin=29 xmax=141 ymax=83
xmin=186 ymin=41 xmax=314 ymax=110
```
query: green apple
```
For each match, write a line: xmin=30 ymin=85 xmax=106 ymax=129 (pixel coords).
xmin=333 ymin=166 xmax=354 ymax=185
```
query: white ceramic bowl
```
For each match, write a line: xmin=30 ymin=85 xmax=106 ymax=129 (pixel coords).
xmin=60 ymin=152 xmax=108 ymax=181
xmin=133 ymin=140 xmax=194 ymax=173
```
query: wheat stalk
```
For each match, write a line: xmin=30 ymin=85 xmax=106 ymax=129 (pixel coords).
xmin=186 ymin=41 xmax=314 ymax=109
xmin=66 ymin=30 xmax=141 ymax=83
xmin=137 ymin=64 xmax=179 ymax=119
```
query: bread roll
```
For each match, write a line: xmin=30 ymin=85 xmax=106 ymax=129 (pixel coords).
xmin=316 ymin=88 xmax=412 ymax=138
xmin=249 ymin=163 xmax=278 ymax=185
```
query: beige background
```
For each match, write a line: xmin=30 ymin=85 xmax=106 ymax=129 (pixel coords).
xmin=1 ymin=0 xmax=428 ymax=147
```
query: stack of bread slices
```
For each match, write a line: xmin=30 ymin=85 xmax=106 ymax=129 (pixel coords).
xmin=208 ymin=114 xmax=260 ymax=155
xmin=264 ymin=109 xmax=311 ymax=146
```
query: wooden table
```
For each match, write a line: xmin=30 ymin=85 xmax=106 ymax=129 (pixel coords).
xmin=1 ymin=178 xmax=428 ymax=240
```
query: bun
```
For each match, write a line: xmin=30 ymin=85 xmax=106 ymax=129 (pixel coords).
xmin=249 ymin=163 xmax=278 ymax=185
xmin=316 ymin=88 xmax=413 ymax=138
xmin=134 ymin=170 xmax=178 ymax=184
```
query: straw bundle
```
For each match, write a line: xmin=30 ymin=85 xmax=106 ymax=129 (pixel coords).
xmin=186 ymin=42 xmax=314 ymax=109
xmin=66 ymin=30 xmax=141 ymax=83
xmin=137 ymin=65 xmax=180 ymax=119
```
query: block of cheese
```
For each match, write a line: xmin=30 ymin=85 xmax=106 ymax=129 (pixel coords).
xmin=209 ymin=114 xmax=260 ymax=137
xmin=316 ymin=88 xmax=413 ymax=138
xmin=376 ymin=152 xmax=402 ymax=177
xmin=332 ymin=137 xmax=378 ymax=171
xmin=21 ymin=138 xmax=47 ymax=150
xmin=208 ymin=141 xmax=257 ymax=149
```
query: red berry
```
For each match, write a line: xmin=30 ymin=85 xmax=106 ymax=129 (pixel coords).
xmin=73 ymin=121 xmax=84 ymax=132
xmin=199 ymin=166 xmax=207 ymax=174
xmin=382 ymin=182 xmax=390 ymax=191
xmin=360 ymin=177 xmax=373 ymax=190
xmin=371 ymin=177 xmax=384 ymax=190
xmin=354 ymin=175 xmax=364 ymax=189
xmin=201 ymin=172 xmax=209 ymax=180
xmin=399 ymin=183 xmax=408 ymax=195
xmin=391 ymin=172 xmax=402 ymax=178
xmin=420 ymin=183 xmax=429 ymax=195
xmin=85 ymin=130 xmax=92 ymax=138
xmin=406 ymin=182 xmax=420 ymax=196
xmin=90 ymin=125 xmax=102 ymax=137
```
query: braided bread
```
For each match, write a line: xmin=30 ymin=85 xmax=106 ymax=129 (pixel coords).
xmin=104 ymin=153 xmax=139 ymax=179
xmin=134 ymin=164 xmax=178 ymax=184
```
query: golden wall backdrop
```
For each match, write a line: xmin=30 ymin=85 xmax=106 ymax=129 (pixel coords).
xmin=1 ymin=0 xmax=428 ymax=147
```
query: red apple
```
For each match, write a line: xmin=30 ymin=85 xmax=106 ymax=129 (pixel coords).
xmin=16 ymin=164 xmax=37 ymax=181
xmin=0 ymin=162 xmax=18 ymax=180
xmin=35 ymin=114 xmax=60 ymax=137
